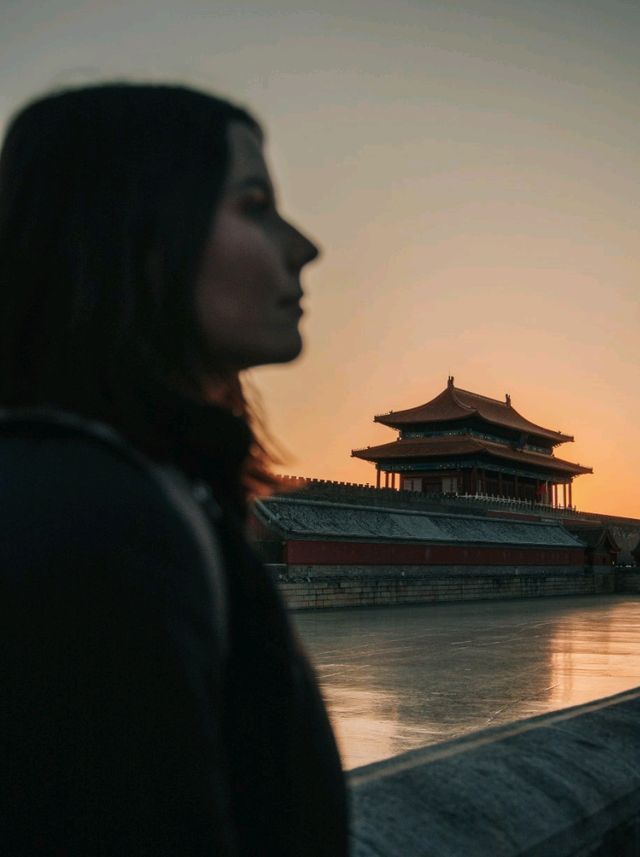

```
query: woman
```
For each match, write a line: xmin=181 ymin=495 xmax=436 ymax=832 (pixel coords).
xmin=0 ymin=84 xmax=348 ymax=856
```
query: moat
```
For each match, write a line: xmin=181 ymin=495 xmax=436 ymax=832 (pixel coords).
xmin=293 ymin=593 xmax=640 ymax=770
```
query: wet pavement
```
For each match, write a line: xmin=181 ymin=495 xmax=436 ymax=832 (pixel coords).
xmin=292 ymin=594 xmax=640 ymax=770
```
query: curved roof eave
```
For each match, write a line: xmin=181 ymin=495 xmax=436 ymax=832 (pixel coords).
xmin=352 ymin=437 xmax=592 ymax=475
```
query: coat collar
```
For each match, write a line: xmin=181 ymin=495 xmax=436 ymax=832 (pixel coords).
xmin=0 ymin=396 xmax=253 ymax=518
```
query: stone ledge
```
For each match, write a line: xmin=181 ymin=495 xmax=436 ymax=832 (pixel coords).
xmin=349 ymin=687 xmax=640 ymax=856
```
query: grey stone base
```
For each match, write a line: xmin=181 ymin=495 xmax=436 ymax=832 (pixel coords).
xmin=617 ymin=571 xmax=640 ymax=593
xmin=268 ymin=565 xmax=616 ymax=609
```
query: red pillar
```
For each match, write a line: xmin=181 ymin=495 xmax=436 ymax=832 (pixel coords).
xmin=563 ymin=483 xmax=567 ymax=509
xmin=376 ymin=469 xmax=380 ymax=489
xmin=384 ymin=471 xmax=389 ymax=489
xmin=391 ymin=472 xmax=396 ymax=490
xmin=569 ymin=481 xmax=573 ymax=509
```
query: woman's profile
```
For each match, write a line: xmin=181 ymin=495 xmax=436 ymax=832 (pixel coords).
xmin=0 ymin=83 xmax=348 ymax=856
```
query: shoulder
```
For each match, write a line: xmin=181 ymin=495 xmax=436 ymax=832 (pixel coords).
xmin=0 ymin=412 xmax=226 ymax=612
xmin=0 ymin=425 xmax=184 ymax=545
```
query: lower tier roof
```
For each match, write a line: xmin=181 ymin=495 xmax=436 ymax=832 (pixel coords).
xmin=255 ymin=497 xmax=586 ymax=547
xmin=352 ymin=436 xmax=592 ymax=476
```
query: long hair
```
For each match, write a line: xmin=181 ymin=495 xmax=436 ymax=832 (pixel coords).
xmin=0 ymin=82 xmax=279 ymax=500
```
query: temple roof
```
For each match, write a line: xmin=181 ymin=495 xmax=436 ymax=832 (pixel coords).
xmin=352 ymin=435 xmax=592 ymax=475
xmin=374 ymin=378 xmax=574 ymax=444
xmin=563 ymin=524 xmax=620 ymax=552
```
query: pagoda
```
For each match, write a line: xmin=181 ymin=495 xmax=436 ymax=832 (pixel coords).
xmin=352 ymin=377 xmax=592 ymax=509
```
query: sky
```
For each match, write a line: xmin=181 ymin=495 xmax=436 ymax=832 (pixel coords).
xmin=1 ymin=0 xmax=638 ymax=517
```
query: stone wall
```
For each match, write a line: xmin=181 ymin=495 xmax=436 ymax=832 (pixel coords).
xmin=349 ymin=687 xmax=640 ymax=856
xmin=617 ymin=571 xmax=640 ymax=593
xmin=271 ymin=564 xmax=615 ymax=610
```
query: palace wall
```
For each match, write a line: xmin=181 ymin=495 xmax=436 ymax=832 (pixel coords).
xmin=266 ymin=477 xmax=640 ymax=564
xmin=271 ymin=564 xmax=615 ymax=610
xmin=252 ymin=495 xmax=625 ymax=609
xmin=617 ymin=571 xmax=640 ymax=593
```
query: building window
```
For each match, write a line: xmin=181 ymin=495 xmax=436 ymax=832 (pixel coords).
xmin=403 ymin=477 xmax=422 ymax=492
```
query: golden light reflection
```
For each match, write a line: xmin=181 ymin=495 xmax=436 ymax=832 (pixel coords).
xmin=298 ymin=596 xmax=640 ymax=771
xmin=320 ymin=687 xmax=400 ymax=772
xmin=546 ymin=602 xmax=640 ymax=712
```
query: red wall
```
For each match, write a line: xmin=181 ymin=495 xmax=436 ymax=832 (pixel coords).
xmin=283 ymin=540 xmax=584 ymax=566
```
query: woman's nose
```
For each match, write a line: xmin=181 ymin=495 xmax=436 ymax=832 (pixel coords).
xmin=285 ymin=220 xmax=321 ymax=271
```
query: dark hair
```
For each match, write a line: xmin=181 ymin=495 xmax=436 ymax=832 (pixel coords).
xmin=0 ymin=82 xmax=278 ymax=499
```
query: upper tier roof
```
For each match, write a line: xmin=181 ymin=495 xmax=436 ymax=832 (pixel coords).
xmin=374 ymin=378 xmax=574 ymax=444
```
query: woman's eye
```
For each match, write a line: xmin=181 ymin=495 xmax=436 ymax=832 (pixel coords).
xmin=242 ymin=190 xmax=272 ymax=216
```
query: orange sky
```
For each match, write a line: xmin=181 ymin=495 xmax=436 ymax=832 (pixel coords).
xmin=2 ymin=0 xmax=638 ymax=517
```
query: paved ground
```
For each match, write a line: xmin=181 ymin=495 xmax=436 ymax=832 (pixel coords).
xmin=292 ymin=594 xmax=640 ymax=770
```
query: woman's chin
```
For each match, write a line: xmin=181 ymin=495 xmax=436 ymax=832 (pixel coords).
xmin=264 ymin=331 xmax=304 ymax=365
xmin=229 ymin=331 xmax=304 ymax=370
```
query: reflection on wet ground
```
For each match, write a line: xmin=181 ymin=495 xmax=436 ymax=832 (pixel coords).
xmin=292 ymin=594 xmax=640 ymax=770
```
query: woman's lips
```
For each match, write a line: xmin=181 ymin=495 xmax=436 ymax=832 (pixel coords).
xmin=278 ymin=293 xmax=304 ymax=317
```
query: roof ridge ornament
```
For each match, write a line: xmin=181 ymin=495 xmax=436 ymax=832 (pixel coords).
xmin=447 ymin=375 xmax=455 ymax=389
xmin=505 ymin=393 xmax=511 ymax=406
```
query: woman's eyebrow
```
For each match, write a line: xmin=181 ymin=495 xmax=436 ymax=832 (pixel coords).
xmin=228 ymin=176 xmax=275 ymax=196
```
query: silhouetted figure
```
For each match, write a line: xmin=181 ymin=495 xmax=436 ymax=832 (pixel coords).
xmin=0 ymin=84 xmax=348 ymax=856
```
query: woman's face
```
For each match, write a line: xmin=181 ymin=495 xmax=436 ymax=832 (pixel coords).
xmin=194 ymin=121 xmax=319 ymax=372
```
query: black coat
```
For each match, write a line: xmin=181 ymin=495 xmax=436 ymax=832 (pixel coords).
xmin=0 ymin=408 xmax=348 ymax=856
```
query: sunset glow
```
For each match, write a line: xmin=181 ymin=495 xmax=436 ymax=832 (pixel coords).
xmin=2 ymin=0 xmax=638 ymax=516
